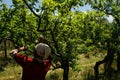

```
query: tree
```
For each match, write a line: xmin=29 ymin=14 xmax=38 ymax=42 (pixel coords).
xmin=2 ymin=0 xmax=118 ymax=80
xmin=0 ymin=0 xmax=40 ymax=56
xmin=0 ymin=3 xmax=13 ymax=58
xmin=21 ymin=0 xmax=88 ymax=80
xmin=87 ymin=0 xmax=120 ymax=79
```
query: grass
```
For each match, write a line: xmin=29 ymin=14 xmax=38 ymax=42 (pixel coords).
xmin=0 ymin=64 xmax=22 ymax=80
xmin=0 ymin=52 xmax=102 ymax=80
xmin=0 ymin=51 xmax=22 ymax=80
xmin=0 ymin=50 xmax=120 ymax=80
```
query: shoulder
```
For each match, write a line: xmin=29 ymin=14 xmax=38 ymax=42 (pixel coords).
xmin=44 ymin=56 xmax=52 ymax=63
xmin=15 ymin=54 xmax=33 ymax=62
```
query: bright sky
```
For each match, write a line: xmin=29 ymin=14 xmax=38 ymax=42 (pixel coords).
xmin=2 ymin=0 xmax=12 ymax=6
xmin=2 ymin=0 xmax=114 ymax=22
xmin=2 ymin=0 xmax=92 ymax=11
xmin=107 ymin=15 xmax=114 ymax=23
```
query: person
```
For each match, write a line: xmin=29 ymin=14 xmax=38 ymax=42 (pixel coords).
xmin=10 ymin=36 xmax=51 ymax=80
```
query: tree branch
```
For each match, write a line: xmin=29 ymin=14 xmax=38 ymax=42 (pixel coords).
xmin=37 ymin=29 xmax=51 ymax=32
xmin=50 ymin=29 xmax=64 ymax=62
xmin=22 ymin=0 xmax=40 ymax=18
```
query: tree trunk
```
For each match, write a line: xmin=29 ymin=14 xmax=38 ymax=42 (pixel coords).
xmin=94 ymin=60 xmax=104 ymax=79
xmin=94 ymin=48 xmax=114 ymax=79
xmin=117 ymin=52 xmax=120 ymax=71
xmin=104 ymin=48 xmax=114 ymax=79
xmin=63 ymin=60 xmax=69 ymax=80
xmin=4 ymin=39 xmax=7 ymax=59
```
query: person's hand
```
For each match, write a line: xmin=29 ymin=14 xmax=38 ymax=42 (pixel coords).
xmin=19 ymin=46 xmax=27 ymax=51
xmin=10 ymin=49 xmax=18 ymax=55
xmin=10 ymin=46 xmax=27 ymax=56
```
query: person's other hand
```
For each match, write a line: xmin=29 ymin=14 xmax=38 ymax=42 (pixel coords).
xmin=19 ymin=46 xmax=27 ymax=51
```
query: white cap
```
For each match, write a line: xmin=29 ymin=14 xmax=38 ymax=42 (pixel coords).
xmin=35 ymin=43 xmax=51 ymax=59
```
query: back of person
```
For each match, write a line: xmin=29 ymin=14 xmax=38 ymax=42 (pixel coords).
xmin=10 ymin=35 xmax=51 ymax=80
xmin=22 ymin=61 xmax=45 ymax=80
xmin=22 ymin=59 xmax=51 ymax=80
xmin=14 ymin=54 xmax=51 ymax=80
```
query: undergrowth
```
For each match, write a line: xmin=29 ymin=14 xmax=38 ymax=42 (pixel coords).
xmin=0 ymin=51 xmax=120 ymax=80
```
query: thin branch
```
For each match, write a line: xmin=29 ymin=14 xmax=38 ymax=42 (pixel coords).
xmin=50 ymin=29 xmax=64 ymax=62
xmin=37 ymin=17 xmax=41 ymax=31
xmin=51 ymin=63 xmax=62 ymax=70
xmin=22 ymin=0 xmax=40 ymax=17
xmin=37 ymin=29 xmax=51 ymax=32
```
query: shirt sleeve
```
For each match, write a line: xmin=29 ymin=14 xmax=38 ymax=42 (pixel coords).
xmin=44 ymin=56 xmax=52 ymax=72
xmin=14 ymin=54 xmax=28 ymax=67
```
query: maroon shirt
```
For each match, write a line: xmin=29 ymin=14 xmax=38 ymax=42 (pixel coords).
xmin=14 ymin=54 xmax=51 ymax=80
